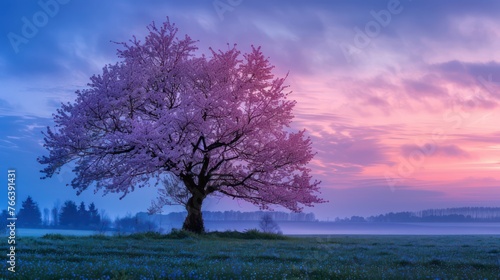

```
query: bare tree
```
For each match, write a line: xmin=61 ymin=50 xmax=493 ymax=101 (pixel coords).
xmin=259 ymin=214 xmax=282 ymax=234
xmin=51 ymin=200 xmax=60 ymax=227
xmin=98 ymin=209 xmax=111 ymax=234
xmin=43 ymin=208 xmax=50 ymax=226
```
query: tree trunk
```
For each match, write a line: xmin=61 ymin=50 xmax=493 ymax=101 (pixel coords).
xmin=182 ymin=192 xmax=205 ymax=233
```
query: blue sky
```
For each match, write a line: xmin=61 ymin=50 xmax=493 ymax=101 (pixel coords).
xmin=2 ymin=0 xmax=500 ymax=220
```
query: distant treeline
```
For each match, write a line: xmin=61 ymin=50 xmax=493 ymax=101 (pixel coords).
xmin=0 ymin=196 xmax=158 ymax=234
xmin=336 ymin=207 xmax=500 ymax=223
xmin=6 ymin=195 xmax=498 ymax=233
xmin=137 ymin=210 xmax=316 ymax=225
xmin=0 ymin=196 xmax=106 ymax=230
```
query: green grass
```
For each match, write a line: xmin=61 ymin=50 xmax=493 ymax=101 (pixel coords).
xmin=1 ymin=233 xmax=499 ymax=279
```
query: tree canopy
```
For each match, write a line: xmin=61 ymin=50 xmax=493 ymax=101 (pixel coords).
xmin=39 ymin=19 xmax=324 ymax=233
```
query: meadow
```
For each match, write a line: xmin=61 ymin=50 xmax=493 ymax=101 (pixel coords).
xmin=0 ymin=231 xmax=499 ymax=279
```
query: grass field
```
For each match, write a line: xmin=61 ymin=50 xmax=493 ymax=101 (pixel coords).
xmin=1 ymin=231 xmax=499 ymax=279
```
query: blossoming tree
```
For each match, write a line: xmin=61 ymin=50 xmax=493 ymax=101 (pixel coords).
xmin=39 ymin=20 xmax=324 ymax=233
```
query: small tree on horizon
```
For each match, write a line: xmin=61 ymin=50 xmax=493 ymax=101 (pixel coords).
xmin=17 ymin=196 xmax=42 ymax=227
xmin=259 ymin=213 xmax=281 ymax=234
xmin=98 ymin=209 xmax=112 ymax=233
xmin=38 ymin=19 xmax=324 ymax=233
xmin=51 ymin=201 xmax=60 ymax=227
xmin=43 ymin=207 xmax=50 ymax=226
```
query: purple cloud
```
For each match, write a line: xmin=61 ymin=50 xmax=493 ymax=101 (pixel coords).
xmin=400 ymin=143 xmax=470 ymax=158
xmin=402 ymin=76 xmax=448 ymax=98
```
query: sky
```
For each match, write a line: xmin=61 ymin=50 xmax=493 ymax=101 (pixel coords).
xmin=1 ymin=0 xmax=500 ymax=221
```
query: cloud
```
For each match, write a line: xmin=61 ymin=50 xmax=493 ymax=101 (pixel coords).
xmin=308 ymin=124 xmax=394 ymax=186
xmin=0 ymin=98 xmax=14 ymax=111
xmin=430 ymin=60 xmax=500 ymax=94
xmin=453 ymin=131 xmax=500 ymax=144
xmin=400 ymin=143 xmax=470 ymax=158
xmin=402 ymin=76 xmax=448 ymax=98
xmin=436 ymin=145 xmax=470 ymax=158
xmin=362 ymin=95 xmax=390 ymax=108
xmin=0 ymin=115 xmax=51 ymax=152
